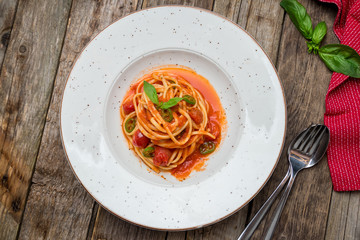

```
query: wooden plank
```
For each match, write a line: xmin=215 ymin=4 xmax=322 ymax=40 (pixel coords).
xmin=0 ymin=0 xmax=18 ymax=69
xmin=0 ymin=0 xmax=72 ymax=239
xmin=325 ymin=192 xmax=350 ymax=240
xmin=326 ymin=191 xmax=360 ymax=240
xmin=167 ymin=232 xmax=186 ymax=240
xmin=16 ymin=0 xmax=139 ymax=240
xmin=213 ymin=0 xmax=241 ymax=22
xmin=344 ymin=192 xmax=360 ymax=240
xmin=236 ymin=0 xmax=251 ymax=29
xmin=243 ymin=0 xmax=285 ymax=63
xmin=249 ymin=0 xmax=338 ymax=239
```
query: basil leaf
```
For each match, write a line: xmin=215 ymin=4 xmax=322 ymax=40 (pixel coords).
xmin=143 ymin=81 xmax=159 ymax=105
xmin=312 ymin=21 xmax=327 ymax=44
xmin=319 ymin=44 xmax=360 ymax=78
xmin=280 ymin=0 xmax=313 ymax=39
xmin=159 ymin=97 xmax=183 ymax=109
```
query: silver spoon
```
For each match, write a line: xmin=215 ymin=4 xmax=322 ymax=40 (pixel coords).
xmin=238 ymin=124 xmax=329 ymax=240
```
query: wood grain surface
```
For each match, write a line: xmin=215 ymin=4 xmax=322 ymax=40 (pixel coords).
xmin=0 ymin=0 xmax=71 ymax=239
xmin=0 ymin=0 xmax=17 ymax=69
xmin=0 ymin=0 xmax=358 ymax=239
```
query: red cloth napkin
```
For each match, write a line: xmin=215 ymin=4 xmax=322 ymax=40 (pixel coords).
xmin=319 ymin=0 xmax=360 ymax=191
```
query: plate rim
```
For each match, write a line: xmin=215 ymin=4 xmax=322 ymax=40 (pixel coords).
xmin=59 ymin=5 xmax=287 ymax=231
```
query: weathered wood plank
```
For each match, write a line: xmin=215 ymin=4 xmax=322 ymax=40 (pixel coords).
xmin=344 ymin=192 xmax=360 ymax=240
xmin=16 ymin=0 xmax=139 ymax=240
xmin=0 ymin=0 xmax=72 ymax=239
xmin=325 ymin=192 xmax=350 ymax=240
xmin=326 ymin=191 xmax=360 ymax=240
xmin=213 ymin=0 xmax=241 ymax=22
xmin=236 ymin=0 xmax=251 ymax=29
xmin=250 ymin=0 xmax=338 ymax=239
xmin=167 ymin=232 xmax=186 ymax=240
xmin=243 ymin=0 xmax=285 ymax=63
xmin=0 ymin=0 xmax=18 ymax=70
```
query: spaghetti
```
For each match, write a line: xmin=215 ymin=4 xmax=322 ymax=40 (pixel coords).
xmin=120 ymin=68 xmax=224 ymax=175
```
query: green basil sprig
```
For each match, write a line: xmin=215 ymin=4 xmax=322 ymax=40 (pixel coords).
xmin=143 ymin=81 xmax=196 ymax=109
xmin=280 ymin=0 xmax=360 ymax=78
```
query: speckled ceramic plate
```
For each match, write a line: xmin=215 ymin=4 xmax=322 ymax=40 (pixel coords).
xmin=60 ymin=6 xmax=286 ymax=230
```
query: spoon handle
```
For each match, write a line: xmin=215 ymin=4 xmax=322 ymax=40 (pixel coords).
xmin=238 ymin=168 xmax=291 ymax=240
xmin=264 ymin=168 xmax=298 ymax=240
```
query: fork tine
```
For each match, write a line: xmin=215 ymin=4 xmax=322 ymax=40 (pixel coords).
xmin=302 ymin=125 xmax=324 ymax=152
xmin=298 ymin=125 xmax=318 ymax=151
xmin=301 ymin=125 xmax=323 ymax=152
xmin=293 ymin=126 xmax=313 ymax=149
xmin=308 ymin=126 xmax=327 ymax=155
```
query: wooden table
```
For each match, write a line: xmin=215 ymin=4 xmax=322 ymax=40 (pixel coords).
xmin=0 ymin=0 xmax=359 ymax=239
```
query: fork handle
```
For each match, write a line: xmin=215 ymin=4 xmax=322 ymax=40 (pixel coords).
xmin=238 ymin=168 xmax=291 ymax=240
xmin=264 ymin=168 xmax=299 ymax=240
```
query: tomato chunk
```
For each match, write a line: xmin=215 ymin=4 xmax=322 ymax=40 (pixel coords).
xmin=123 ymin=100 xmax=135 ymax=115
xmin=132 ymin=130 xmax=149 ymax=148
xmin=153 ymin=146 xmax=172 ymax=166
xmin=188 ymin=108 xmax=203 ymax=124
xmin=205 ymin=120 xmax=220 ymax=140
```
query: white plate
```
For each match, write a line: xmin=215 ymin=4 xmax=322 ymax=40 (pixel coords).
xmin=61 ymin=6 xmax=286 ymax=230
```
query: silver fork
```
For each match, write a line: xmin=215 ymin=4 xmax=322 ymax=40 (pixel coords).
xmin=238 ymin=124 xmax=329 ymax=240
xmin=263 ymin=124 xmax=329 ymax=239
